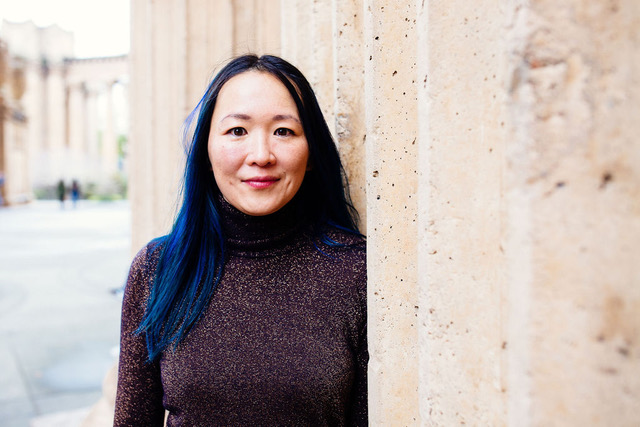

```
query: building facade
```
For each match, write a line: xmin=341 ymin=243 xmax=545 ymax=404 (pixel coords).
xmin=0 ymin=39 xmax=30 ymax=205
xmin=0 ymin=20 xmax=129 ymax=205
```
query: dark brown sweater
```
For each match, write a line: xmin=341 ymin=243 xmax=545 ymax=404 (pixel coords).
xmin=114 ymin=200 xmax=368 ymax=426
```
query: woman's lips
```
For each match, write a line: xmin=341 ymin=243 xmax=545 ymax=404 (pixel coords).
xmin=243 ymin=176 xmax=279 ymax=189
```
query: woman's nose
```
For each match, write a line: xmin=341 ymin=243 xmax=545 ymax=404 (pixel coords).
xmin=246 ymin=132 xmax=276 ymax=166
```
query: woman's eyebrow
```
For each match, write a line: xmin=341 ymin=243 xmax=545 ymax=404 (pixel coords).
xmin=220 ymin=113 xmax=251 ymax=122
xmin=273 ymin=114 xmax=301 ymax=123
xmin=219 ymin=113 xmax=301 ymax=124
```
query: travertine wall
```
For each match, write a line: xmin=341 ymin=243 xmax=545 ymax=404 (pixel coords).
xmin=127 ymin=0 xmax=640 ymax=425
xmin=503 ymin=1 xmax=640 ymax=425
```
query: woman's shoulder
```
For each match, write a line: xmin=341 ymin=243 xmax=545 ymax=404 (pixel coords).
xmin=319 ymin=225 xmax=365 ymax=250
xmin=314 ymin=225 xmax=367 ymax=304
xmin=312 ymin=225 xmax=366 ymax=270
xmin=129 ymin=238 xmax=165 ymax=275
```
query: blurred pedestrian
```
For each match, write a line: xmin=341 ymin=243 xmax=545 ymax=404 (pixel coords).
xmin=71 ymin=180 xmax=80 ymax=208
xmin=56 ymin=179 xmax=66 ymax=209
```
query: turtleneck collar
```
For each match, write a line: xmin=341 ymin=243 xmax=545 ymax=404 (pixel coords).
xmin=217 ymin=194 xmax=309 ymax=256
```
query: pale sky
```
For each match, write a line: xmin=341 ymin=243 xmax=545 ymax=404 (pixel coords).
xmin=0 ymin=0 xmax=130 ymax=57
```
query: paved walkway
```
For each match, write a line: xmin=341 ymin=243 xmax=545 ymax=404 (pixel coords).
xmin=0 ymin=200 xmax=132 ymax=427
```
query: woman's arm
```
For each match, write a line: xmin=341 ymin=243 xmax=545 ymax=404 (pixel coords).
xmin=349 ymin=319 xmax=369 ymax=426
xmin=348 ymin=258 xmax=368 ymax=427
xmin=113 ymin=246 xmax=165 ymax=426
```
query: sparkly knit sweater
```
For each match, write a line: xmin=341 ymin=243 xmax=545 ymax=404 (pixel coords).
xmin=113 ymin=199 xmax=368 ymax=426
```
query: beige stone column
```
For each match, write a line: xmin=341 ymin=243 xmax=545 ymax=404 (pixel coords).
xmin=504 ymin=1 xmax=640 ymax=425
xmin=332 ymin=0 xmax=366 ymax=231
xmin=251 ymin=0 xmax=281 ymax=56
xmin=280 ymin=0 xmax=335 ymax=152
xmin=67 ymin=83 xmax=85 ymax=178
xmin=2 ymin=104 xmax=29 ymax=204
xmin=311 ymin=0 xmax=334 ymax=127
xmin=185 ymin=0 xmax=234 ymax=111
xmin=415 ymin=1 xmax=509 ymax=424
xmin=364 ymin=1 xmax=420 ymax=424
xmin=45 ymin=62 xmax=67 ymax=181
xmin=22 ymin=58 xmax=46 ymax=187
xmin=101 ymin=82 xmax=118 ymax=177
xmin=84 ymin=84 xmax=101 ymax=182
xmin=280 ymin=0 xmax=311 ymax=74
xmin=231 ymin=0 xmax=280 ymax=57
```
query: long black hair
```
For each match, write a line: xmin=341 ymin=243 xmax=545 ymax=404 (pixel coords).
xmin=137 ymin=54 xmax=360 ymax=361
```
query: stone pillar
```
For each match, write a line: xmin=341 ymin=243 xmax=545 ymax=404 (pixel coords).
xmin=101 ymin=82 xmax=118 ymax=177
xmin=332 ymin=0 xmax=366 ymax=230
xmin=84 ymin=84 xmax=101 ymax=182
xmin=44 ymin=61 xmax=67 ymax=182
xmin=364 ymin=1 xmax=420 ymax=424
xmin=67 ymin=83 xmax=86 ymax=180
xmin=416 ymin=0 xmax=509 ymax=424
xmin=250 ymin=0 xmax=281 ymax=56
xmin=2 ymin=117 xmax=29 ymax=204
xmin=503 ymin=1 xmax=640 ymax=425
xmin=24 ymin=62 xmax=44 ymax=187
xmin=280 ymin=1 xmax=313 ymax=76
xmin=281 ymin=0 xmax=334 ymax=126
xmin=184 ymin=0 xmax=234 ymax=111
xmin=310 ymin=0 xmax=335 ymax=127
xmin=231 ymin=0 xmax=280 ymax=56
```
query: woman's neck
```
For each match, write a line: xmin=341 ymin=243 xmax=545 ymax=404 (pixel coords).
xmin=217 ymin=194 xmax=307 ymax=254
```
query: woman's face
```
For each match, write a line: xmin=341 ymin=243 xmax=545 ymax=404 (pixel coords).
xmin=208 ymin=71 xmax=310 ymax=216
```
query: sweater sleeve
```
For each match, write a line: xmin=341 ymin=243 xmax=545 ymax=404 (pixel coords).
xmin=349 ymin=254 xmax=368 ymax=427
xmin=349 ymin=318 xmax=368 ymax=426
xmin=113 ymin=245 xmax=165 ymax=427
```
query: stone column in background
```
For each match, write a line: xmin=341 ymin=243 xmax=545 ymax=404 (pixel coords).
xmin=231 ymin=0 xmax=280 ymax=57
xmin=84 ymin=83 xmax=101 ymax=182
xmin=332 ymin=0 xmax=366 ymax=231
xmin=23 ymin=59 xmax=45 ymax=187
xmin=280 ymin=0 xmax=313 ymax=77
xmin=185 ymin=0 xmax=234 ymax=112
xmin=66 ymin=83 xmax=86 ymax=180
xmin=101 ymin=82 xmax=118 ymax=178
xmin=250 ymin=0 xmax=281 ymax=56
xmin=364 ymin=1 xmax=420 ymax=424
xmin=44 ymin=61 xmax=67 ymax=182
xmin=280 ymin=0 xmax=336 ymax=136
xmin=311 ymin=0 xmax=335 ymax=127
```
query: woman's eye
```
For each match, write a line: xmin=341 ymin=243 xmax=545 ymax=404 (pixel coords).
xmin=228 ymin=127 xmax=246 ymax=137
xmin=274 ymin=128 xmax=293 ymax=136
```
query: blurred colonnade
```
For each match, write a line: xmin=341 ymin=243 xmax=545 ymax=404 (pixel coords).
xmin=0 ymin=20 xmax=128 ymax=205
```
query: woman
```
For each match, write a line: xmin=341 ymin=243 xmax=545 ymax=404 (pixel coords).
xmin=114 ymin=54 xmax=367 ymax=426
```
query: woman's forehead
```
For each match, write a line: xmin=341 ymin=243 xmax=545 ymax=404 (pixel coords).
xmin=214 ymin=71 xmax=300 ymax=117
